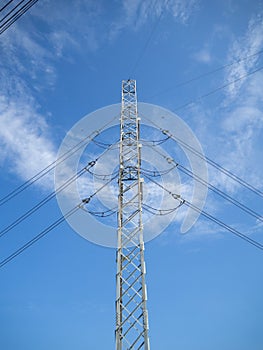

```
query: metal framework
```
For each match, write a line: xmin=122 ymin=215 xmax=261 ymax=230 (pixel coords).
xmin=116 ymin=80 xmax=150 ymax=350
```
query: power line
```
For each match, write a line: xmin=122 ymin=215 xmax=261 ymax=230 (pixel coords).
xmin=129 ymin=0 xmax=168 ymax=76
xmin=81 ymin=205 xmax=118 ymax=218
xmin=163 ymin=128 xmax=263 ymax=198
xmin=148 ymin=48 xmax=263 ymax=99
xmin=3 ymin=62 xmax=260 ymax=209
xmin=142 ymin=115 xmax=263 ymax=198
xmin=142 ymin=201 xmax=184 ymax=216
xmin=0 ymin=0 xmax=39 ymax=35
xmin=177 ymin=163 xmax=263 ymax=222
xmin=0 ymin=115 xmax=119 ymax=207
xmin=142 ymin=172 xmax=263 ymax=251
xmin=0 ymin=205 xmax=79 ymax=269
xmin=0 ymin=168 xmax=120 ymax=268
xmin=0 ymin=0 xmax=26 ymax=23
xmin=0 ymin=0 xmax=14 ymax=13
xmin=0 ymin=136 xmax=120 ymax=239
xmin=143 ymin=143 xmax=263 ymax=223
xmin=174 ymin=65 xmax=263 ymax=112
xmin=184 ymin=200 xmax=263 ymax=250
xmin=0 ymin=161 xmax=96 ymax=239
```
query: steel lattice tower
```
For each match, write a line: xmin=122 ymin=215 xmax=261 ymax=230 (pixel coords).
xmin=115 ymin=80 xmax=150 ymax=350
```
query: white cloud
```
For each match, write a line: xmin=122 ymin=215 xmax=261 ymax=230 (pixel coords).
xmin=0 ymin=96 xmax=56 ymax=190
xmin=225 ymin=13 xmax=263 ymax=99
xmin=170 ymin=0 xmax=198 ymax=23
xmin=193 ymin=48 xmax=212 ymax=64
xmin=215 ymin=65 xmax=263 ymax=193
xmin=30 ymin=0 xmax=104 ymax=54
xmin=0 ymin=1 xmax=107 ymax=190
xmin=196 ymin=13 xmax=263 ymax=196
xmin=110 ymin=0 xmax=199 ymax=39
xmin=0 ymin=17 xmax=60 ymax=190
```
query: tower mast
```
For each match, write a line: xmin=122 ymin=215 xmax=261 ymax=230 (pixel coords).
xmin=116 ymin=80 xmax=150 ymax=350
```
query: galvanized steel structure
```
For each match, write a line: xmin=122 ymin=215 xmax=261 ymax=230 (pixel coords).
xmin=116 ymin=80 xmax=150 ymax=350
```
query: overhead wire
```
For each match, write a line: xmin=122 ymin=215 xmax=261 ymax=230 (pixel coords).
xmin=2 ymin=4 xmax=262 ymax=206
xmin=1 ymin=140 xmax=262 ymax=268
xmin=142 ymin=114 xmax=263 ymax=198
xmin=148 ymin=48 xmax=263 ymax=99
xmin=184 ymin=200 xmax=263 ymax=251
xmin=0 ymin=0 xmax=14 ymax=13
xmin=124 ymin=0 xmax=263 ymax=99
xmin=142 ymin=172 xmax=263 ymax=251
xmin=0 ymin=205 xmax=80 ymax=269
xmin=142 ymin=202 xmax=184 ymax=216
xmin=81 ymin=205 xmax=118 ymax=218
xmin=86 ymin=167 xmax=119 ymax=181
xmin=173 ymin=65 xmax=263 ymax=112
xmin=178 ymin=163 xmax=263 ymax=223
xmin=143 ymin=143 xmax=263 ymax=223
xmin=91 ymin=138 xmax=119 ymax=150
xmin=0 ymin=138 xmax=119 ymax=239
xmin=80 ymin=172 xmax=119 ymax=205
xmin=140 ymin=164 xmax=177 ymax=177
xmin=0 ymin=0 xmax=39 ymax=35
xmin=0 ymin=167 xmax=120 ymax=268
xmin=140 ymin=135 xmax=170 ymax=146
xmin=0 ymin=160 xmax=97 ymax=239
xmin=0 ymin=114 xmax=119 ymax=207
xmin=129 ymin=0 xmax=168 ymax=77
xmin=1 ymin=1 xmax=262 ymax=268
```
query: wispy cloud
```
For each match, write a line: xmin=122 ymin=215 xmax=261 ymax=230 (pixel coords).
xmin=197 ymin=13 xmax=263 ymax=195
xmin=217 ymin=14 xmax=263 ymax=192
xmin=178 ymin=12 xmax=263 ymax=243
xmin=0 ymin=96 xmax=56 ymax=190
xmin=110 ymin=0 xmax=199 ymax=39
xmin=0 ymin=1 xmax=105 ymax=189
xmin=169 ymin=0 xmax=198 ymax=23
xmin=0 ymin=24 xmax=58 ymax=189
xmin=193 ymin=48 xmax=212 ymax=64
xmin=225 ymin=13 xmax=263 ymax=99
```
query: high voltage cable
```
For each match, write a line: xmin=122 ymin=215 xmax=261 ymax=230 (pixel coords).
xmin=143 ymin=201 xmax=184 ymax=216
xmin=164 ymin=128 xmax=263 ymax=198
xmin=129 ymin=0 xmax=168 ymax=76
xmin=141 ymin=135 xmax=170 ymax=145
xmin=142 ymin=173 xmax=263 ymax=251
xmin=126 ymin=0 xmax=263 ymax=95
xmin=0 ymin=205 xmax=80 ymax=269
xmin=80 ymin=172 xmax=119 ymax=205
xmin=148 ymin=49 xmax=263 ymax=99
xmin=0 ymin=170 xmax=119 ymax=269
xmin=0 ymin=138 xmax=119 ymax=239
xmin=0 ymin=0 xmax=39 ymax=35
xmin=184 ymin=200 xmax=263 ymax=250
xmin=174 ymin=65 xmax=263 ymax=112
xmin=140 ymin=164 xmax=177 ymax=177
xmin=0 ymin=114 xmax=119 ymax=207
xmin=177 ymin=163 xmax=263 ymax=223
xmin=142 ymin=115 xmax=263 ymax=198
xmin=86 ymin=167 xmax=119 ymax=181
xmin=0 ymin=0 xmax=13 ymax=13
xmin=1 ymin=158 xmax=261 ymax=269
xmin=81 ymin=205 xmax=118 ymax=218
xmin=0 ymin=161 xmax=96 ymax=239
xmin=143 ymin=144 xmax=263 ymax=223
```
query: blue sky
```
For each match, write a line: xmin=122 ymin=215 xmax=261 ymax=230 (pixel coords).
xmin=0 ymin=0 xmax=263 ymax=349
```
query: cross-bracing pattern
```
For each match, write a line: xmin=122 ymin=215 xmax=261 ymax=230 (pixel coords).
xmin=116 ymin=80 xmax=150 ymax=350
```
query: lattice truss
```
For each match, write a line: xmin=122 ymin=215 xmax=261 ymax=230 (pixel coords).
xmin=115 ymin=80 xmax=150 ymax=350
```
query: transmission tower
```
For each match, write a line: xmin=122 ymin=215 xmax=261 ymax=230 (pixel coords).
xmin=116 ymin=80 xmax=150 ymax=350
